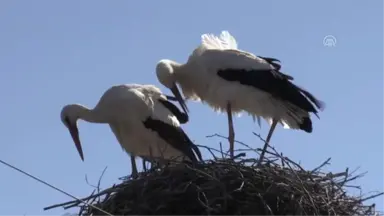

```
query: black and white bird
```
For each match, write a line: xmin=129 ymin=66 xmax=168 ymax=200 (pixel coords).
xmin=60 ymin=84 xmax=202 ymax=178
xmin=155 ymin=30 xmax=325 ymax=161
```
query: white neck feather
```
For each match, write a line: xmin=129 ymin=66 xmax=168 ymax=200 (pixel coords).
xmin=70 ymin=104 xmax=109 ymax=124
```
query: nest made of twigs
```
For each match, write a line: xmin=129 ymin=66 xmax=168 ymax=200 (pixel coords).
xmin=45 ymin=134 xmax=383 ymax=216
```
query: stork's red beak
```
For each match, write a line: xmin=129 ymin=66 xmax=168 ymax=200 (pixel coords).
xmin=68 ymin=124 xmax=84 ymax=161
xmin=170 ymin=84 xmax=189 ymax=114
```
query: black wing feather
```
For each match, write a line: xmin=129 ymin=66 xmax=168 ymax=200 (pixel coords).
xmin=258 ymin=56 xmax=282 ymax=71
xmin=217 ymin=69 xmax=324 ymax=114
xmin=158 ymin=98 xmax=189 ymax=124
xmin=257 ymin=56 xmax=294 ymax=80
xmin=143 ymin=117 xmax=202 ymax=163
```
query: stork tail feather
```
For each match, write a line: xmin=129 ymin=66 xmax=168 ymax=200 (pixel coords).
xmin=297 ymin=86 xmax=326 ymax=113
xmin=299 ymin=117 xmax=313 ymax=133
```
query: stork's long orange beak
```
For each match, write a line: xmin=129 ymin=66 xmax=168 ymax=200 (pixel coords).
xmin=171 ymin=84 xmax=189 ymax=114
xmin=68 ymin=124 xmax=84 ymax=161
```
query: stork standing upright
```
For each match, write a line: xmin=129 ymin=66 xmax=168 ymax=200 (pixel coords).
xmin=60 ymin=84 xmax=202 ymax=178
xmin=155 ymin=31 xmax=325 ymax=161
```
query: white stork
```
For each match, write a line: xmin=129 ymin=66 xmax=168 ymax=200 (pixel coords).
xmin=60 ymin=84 xmax=202 ymax=178
xmin=155 ymin=30 xmax=325 ymax=161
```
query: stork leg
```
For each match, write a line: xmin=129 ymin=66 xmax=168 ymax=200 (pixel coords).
xmin=142 ymin=159 xmax=147 ymax=172
xmin=150 ymin=161 xmax=157 ymax=169
xmin=258 ymin=118 xmax=278 ymax=166
xmin=130 ymin=155 xmax=138 ymax=179
xmin=226 ymin=103 xmax=235 ymax=159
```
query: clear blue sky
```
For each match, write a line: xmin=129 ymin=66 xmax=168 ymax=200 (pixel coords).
xmin=0 ymin=1 xmax=382 ymax=215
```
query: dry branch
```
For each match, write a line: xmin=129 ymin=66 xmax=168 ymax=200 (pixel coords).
xmin=44 ymin=134 xmax=383 ymax=215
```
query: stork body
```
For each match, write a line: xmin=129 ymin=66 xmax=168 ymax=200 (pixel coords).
xmin=156 ymin=31 xmax=324 ymax=160
xmin=60 ymin=84 xmax=202 ymax=178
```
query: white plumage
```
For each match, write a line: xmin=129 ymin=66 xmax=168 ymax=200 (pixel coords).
xmin=156 ymin=30 xmax=324 ymax=160
xmin=60 ymin=84 xmax=202 ymax=177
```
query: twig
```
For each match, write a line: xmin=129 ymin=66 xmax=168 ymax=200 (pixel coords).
xmin=0 ymin=159 xmax=113 ymax=216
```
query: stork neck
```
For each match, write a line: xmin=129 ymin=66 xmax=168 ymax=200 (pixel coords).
xmin=176 ymin=61 xmax=196 ymax=83
xmin=173 ymin=62 xmax=189 ymax=79
xmin=168 ymin=61 xmax=182 ymax=72
xmin=73 ymin=104 xmax=109 ymax=124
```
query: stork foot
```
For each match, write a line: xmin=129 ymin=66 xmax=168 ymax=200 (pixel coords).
xmin=142 ymin=159 xmax=148 ymax=172
xmin=130 ymin=155 xmax=139 ymax=179
xmin=130 ymin=166 xmax=139 ymax=179
xmin=131 ymin=172 xmax=138 ymax=179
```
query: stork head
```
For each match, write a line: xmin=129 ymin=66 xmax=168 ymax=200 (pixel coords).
xmin=156 ymin=59 xmax=189 ymax=114
xmin=60 ymin=104 xmax=84 ymax=161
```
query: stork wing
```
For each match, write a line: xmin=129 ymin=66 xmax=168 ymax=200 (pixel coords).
xmin=257 ymin=56 xmax=293 ymax=80
xmin=143 ymin=118 xmax=202 ymax=163
xmin=109 ymin=124 xmax=130 ymax=153
xmin=199 ymin=31 xmax=293 ymax=79
xmin=208 ymin=49 xmax=324 ymax=114
xmin=157 ymin=98 xmax=189 ymax=124
xmin=200 ymin=49 xmax=285 ymax=75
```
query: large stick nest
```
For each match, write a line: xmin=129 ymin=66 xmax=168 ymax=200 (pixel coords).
xmin=45 ymin=134 xmax=382 ymax=215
